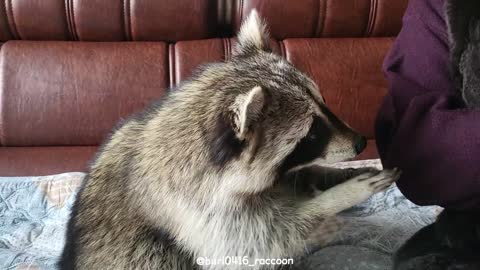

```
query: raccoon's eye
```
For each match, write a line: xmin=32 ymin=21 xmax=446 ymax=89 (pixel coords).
xmin=307 ymin=134 xmax=317 ymax=141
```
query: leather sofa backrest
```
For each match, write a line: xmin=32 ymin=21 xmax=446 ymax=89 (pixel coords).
xmin=0 ymin=0 xmax=406 ymax=42
xmin=0 ymin=0 xmax=408 ymax=175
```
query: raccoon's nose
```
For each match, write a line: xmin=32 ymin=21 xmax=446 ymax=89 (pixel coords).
xmin=354 ymin=136 xmax=367 ymax=154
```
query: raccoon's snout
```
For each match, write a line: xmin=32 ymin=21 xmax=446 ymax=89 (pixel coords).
xmin=354 ymin=135 xmax=367 ymax=154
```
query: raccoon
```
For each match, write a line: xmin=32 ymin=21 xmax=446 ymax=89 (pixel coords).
xmin=60 ymin=10 xmax=400 ymax=270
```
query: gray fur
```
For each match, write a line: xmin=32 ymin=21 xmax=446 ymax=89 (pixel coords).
xmin=60 ymin=10 xmax=398 ymax=270
xmin=446 ymin=0 xmax=480 ymax=107
xmin=459 ymin=19 xmax=480 ymax=108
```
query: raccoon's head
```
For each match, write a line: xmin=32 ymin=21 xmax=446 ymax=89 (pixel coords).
xmin=205 ymin=10 xmax=366 ymax=192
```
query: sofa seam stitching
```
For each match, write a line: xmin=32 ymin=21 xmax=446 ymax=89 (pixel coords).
xmin=366 ymin=0 xmax=378 ymax=37
xmin=168 ymin=44 xmax=175 ymax=88
xmin=279 ymin=40 xmax=286 ymax=59
xmin=312 ymin=0 xmax=319 ymax=37
xmin=123 ymin=0 xmax=132 ymax=41
xmin=70 ymin=0 xmax=79 ymax=40
xmin=228 ymin=38 xmax=231 ymax=60
xmin=5 ymin=0 xmax=20 ymax=39
xmin=222 ymin=38 xmax=226 ymax=61
xmin=316 ymin=0 xmax=327 ymax=37
xmin=223 ymin=38 xmax=229 ymax=61
xmin=128 ymin=0 xmax=133 ymax=40
xmin=165 ymin=43 xmax=170 ymax=89
xmin=0 ymin=78 xmax=4 ymax=146
xmin=63 ymin=0 xmax=73 ymax=40
xmin=1 ymin=1 xmax=13 ymax=39
xmin=239 ymin=0 xmax=244 ymax=27
xmin=121 ymin=0 xmax=126 ymax=40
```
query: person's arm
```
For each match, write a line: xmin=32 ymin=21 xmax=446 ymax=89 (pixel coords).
xmin=375 ymin=0 xmax=480 ymax=208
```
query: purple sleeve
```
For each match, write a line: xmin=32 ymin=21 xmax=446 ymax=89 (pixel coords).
xmin=375 ymin=0 xmax=480 ymax=208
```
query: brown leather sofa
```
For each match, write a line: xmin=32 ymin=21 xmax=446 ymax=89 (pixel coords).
xmin=0 ymin=0 xmax=408 ymax=176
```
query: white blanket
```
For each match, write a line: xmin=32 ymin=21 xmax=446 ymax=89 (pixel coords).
xmin=0 ymin=159 xmax=440 ymax=270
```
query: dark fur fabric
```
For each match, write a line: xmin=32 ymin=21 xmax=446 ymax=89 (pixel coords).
xmin=458 ymin=21 xmax=480 ymax=108
xmin=394 ymin=209 xmax=480 ymax=270
xmin=394 ymin=1 xmax=480 ymax=268
xmin=446 ymin=0 xmax=480 ymax=107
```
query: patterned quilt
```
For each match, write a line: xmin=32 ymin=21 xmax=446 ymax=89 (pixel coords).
xmin=0 ymin=160 xmax=440 ymax=270
xmin=0 ymin=173 xmax=84 ymax=269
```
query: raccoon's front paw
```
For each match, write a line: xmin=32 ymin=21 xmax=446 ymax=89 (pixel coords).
xmin=307 ymin=168 xmax=401 ymax=216
xmin=357 ymin=168 xmax=401 ymax=193
xmin=343 ymin=168 xmax=401 ymax=204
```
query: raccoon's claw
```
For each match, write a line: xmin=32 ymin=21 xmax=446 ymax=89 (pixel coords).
xmin=365 ymin=168 xmax=401 ymax=193
xmin=344 ymin=167 xmax=380 ymax=179
xmin=342 ymin=168 xmax=401 ymax=202
xmin=356 ymin=170 xmax=382 ymax=181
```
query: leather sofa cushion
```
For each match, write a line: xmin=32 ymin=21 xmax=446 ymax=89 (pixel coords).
xmin=0 ymin=41 xmax=168 ymax=146
xmin=0 ymin=146 xmax=97 ymax=176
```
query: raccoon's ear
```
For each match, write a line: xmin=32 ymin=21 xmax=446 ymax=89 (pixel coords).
xmin=231 ymin=86 xmax=265 ymax=140
xmin=234 ymin=9 xmax=271 ymax=55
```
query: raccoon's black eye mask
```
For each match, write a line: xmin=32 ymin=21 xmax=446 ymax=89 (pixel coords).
xmin=208 ymin=107 xmax=333 ymax=174
xmin=279 ymin=116 xmax=332 ymax=174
